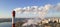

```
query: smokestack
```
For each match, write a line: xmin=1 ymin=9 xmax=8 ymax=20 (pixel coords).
xmin=12 ymin=10 xmax=15 ymax=27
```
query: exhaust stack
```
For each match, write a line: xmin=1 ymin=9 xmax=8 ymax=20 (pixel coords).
xmin=12 ymin=10 xmax=15 ymax=27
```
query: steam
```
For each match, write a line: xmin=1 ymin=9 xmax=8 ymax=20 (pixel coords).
xmin=14 ymin=3 xmax=60 ymax=26
xmin=14 ymin=8 xmax=24 ymax=13
xmin=38 ymin=4 xmax=52 ymax=19
xmin=54 ymin=3 xmax=60 ymax=11
xmin=22 ymin=19 xmax=37 ymax=26
xmin=14 ymin=3 xmax=60 ymax=18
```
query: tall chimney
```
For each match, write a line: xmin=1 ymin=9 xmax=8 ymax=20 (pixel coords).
xmin=12 ymin=10 xmax=15 ymax=27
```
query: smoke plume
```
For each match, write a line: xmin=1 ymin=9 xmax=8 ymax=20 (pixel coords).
xmin=14 ymin=3 xmax=60 ymax=26
xmin=14 ymin=3 xmax=60 ymax=18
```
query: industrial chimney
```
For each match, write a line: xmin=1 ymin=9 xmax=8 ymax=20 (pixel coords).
xmin=12 ymin=10 xmax=15 ymax=27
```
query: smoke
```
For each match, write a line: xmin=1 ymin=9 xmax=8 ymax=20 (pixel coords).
xmin=14 ymin=3 xmax=60 ymax=18
xmin=22 ymin=19 xmax=37 ymax=26
xmin=54 ymin=3 xmax=60 ymax=11
xmin=37 ymin=4 xmax=52 ymax=19
xmin=14 ymin=8 xmax=24 ymax=13
xmin=14 ymin=3 xmax=60 ymax=26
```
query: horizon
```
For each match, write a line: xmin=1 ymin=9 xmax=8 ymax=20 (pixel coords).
xmin=0 ymin=17 xmax=60 ymax=18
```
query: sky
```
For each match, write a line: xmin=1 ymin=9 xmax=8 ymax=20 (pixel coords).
xmin=0 ymin=0 xmax=60 ymax=18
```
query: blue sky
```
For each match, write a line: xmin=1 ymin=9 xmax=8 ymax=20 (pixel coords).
xmin=0 ymin=0 xmax=60 ymax=18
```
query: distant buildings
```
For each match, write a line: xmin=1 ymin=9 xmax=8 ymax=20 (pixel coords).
xmin=15 ymin=17 xmax=60 ymax=27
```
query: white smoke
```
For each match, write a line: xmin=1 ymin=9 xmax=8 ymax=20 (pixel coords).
xmin=14 ymin=3 xmax=60 ymax=12
xmin=22 ymin=19 xmax=37 ymax=26
xmin=38 ymin=4 xmax=52 ymax=19
xmin=14 ymin=3 xmax=60 ymax=26
xmin=14 ymin=3 xmax=60 ymax=18
xmin=14 ymin=8 xmax=24 ymax=13
xmin=54 ymin=3 xmax=60 ymax=11
xmin=13 ymin=4 xmax=52 ymax=19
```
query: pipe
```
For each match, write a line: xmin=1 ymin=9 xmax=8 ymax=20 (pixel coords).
xmin=12 ymin=10 xmax=15 ymax=27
